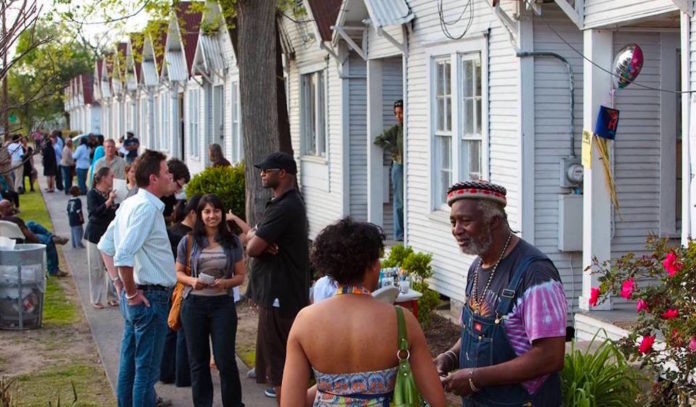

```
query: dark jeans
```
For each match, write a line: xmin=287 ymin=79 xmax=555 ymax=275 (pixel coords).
xmin=160 ymin=299 xmax=191 ymax=387
xmin=181 ymin=295 xmax=243 ymax=407
xmin=76 ymin=168 xmax=88 ymax=195
xmin=55 ymin=161 xmax=63 ymax=191
xmin=26 ymin=221 xmax=59 ymax=274
xmin=60 ymin=165 xmax=73 ymax=194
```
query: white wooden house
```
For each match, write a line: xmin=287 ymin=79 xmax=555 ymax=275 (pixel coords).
xmin=138 ymin=29 xmax=167 ymax=152
xmin=99 ymin=54 xmax=115 ymax=139
xmin=64 ymin=75 xmax=101 ymax=134
xmin=111 ymin=42 xmax=129 ymax=141
xmin=191 ymin=1 xmax=243 ymax=167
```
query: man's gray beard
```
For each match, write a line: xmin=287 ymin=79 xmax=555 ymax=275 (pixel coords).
xmin=460 ymin=229 xmax=493 ymax=256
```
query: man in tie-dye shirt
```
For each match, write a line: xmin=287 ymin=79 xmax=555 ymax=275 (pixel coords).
xmin=437 ymin=181 xmax=567 ymax=406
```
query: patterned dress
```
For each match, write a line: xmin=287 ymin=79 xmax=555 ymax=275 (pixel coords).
xmin=312 ymin=366 xmax=398 ymax=407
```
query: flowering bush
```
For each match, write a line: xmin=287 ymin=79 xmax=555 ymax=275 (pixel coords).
xmin=592 ymin=236 xmax=696 ymax=404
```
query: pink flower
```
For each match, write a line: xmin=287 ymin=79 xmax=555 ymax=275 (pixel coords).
xmin=639 ymin=335 xmax=656 ymax=354
xmin=620 ymin=278 xmax=635 ymax=299
xmin=663 ymin=252 xmax=683 ymax=277
xmin=661 ymin=309 xmax=679 ymax=320
xmin=589 ymin=287 xmax=600 ymax=307
xmin=636 ymin=299 xmax=648 ymax=313
xmin=689 ymin=337 xmax=696 ymax=352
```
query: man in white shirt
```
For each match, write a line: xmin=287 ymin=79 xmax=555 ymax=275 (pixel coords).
xmin=7 ymin=135 xmax=24 ymax=193
xmin=98 ymin=149 xmax=178 ymax=407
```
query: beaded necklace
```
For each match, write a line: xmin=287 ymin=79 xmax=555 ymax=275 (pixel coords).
xmin=470 ymin=232 xmax=513 ymax=315
xmin=335 ymin=285 xmax=371 ymax=296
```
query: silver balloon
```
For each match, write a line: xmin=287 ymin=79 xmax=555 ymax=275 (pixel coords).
xmin=612 ymin=44 xmax=644 ymax=89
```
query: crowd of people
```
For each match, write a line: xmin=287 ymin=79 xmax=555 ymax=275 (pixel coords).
xmin=1 ymin=127 xmax=569 ymax=406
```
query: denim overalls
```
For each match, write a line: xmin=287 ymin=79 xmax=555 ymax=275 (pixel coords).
xmin=459 ymin=255 xmax=562 ymax=407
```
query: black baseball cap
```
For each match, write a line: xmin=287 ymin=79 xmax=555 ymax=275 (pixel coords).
xmin=254 ymin=152 xmax=297 ymax=175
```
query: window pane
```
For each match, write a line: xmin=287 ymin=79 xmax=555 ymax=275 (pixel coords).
xmin=465 ymin=100 xmax=474 ymax=134
xmin=437 ymin=98 xmax=445 ymax=131
xmin=476 ymin=99 xmax=482 ymax=135
xmin=435 ymin=135 xmax=452 ymax=205
xmin=317 ymin=72 xmax=326 ymax=156
xmin=476 ymin=60 xmax=482 ymax=96
xmin=463 ymin=60 xmax=474 ymax=97
xmin=444 ymin=62 xmax=451 ymax=96
xmin=462 ymin=140 xmax=482 ymax=181
xmin=437 ymin=63 xmax=444 ymax=96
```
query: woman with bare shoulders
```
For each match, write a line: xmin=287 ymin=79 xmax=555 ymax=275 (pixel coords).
xmin=281 ymin=217 xmax=446 ymax=407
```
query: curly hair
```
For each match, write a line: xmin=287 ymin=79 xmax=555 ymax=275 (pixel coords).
xmin=310 ymin=217 xmax=385 ymax=285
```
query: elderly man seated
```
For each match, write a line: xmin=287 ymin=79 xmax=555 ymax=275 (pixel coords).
xmin=0 ymin=199 xmax=69 ymax=277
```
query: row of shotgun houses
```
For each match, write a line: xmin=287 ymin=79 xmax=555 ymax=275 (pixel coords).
xmin=66 ymin=0 xmax=696 ymax=335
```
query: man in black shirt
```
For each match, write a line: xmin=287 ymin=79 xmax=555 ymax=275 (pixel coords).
xmin=246 ymin=152 xmax=309 ymax=403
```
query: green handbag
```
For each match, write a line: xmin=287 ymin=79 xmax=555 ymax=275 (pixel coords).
xmin=392 ymin=306 xmax=424 ymax=407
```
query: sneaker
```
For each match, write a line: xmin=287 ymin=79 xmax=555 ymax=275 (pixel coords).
xmin=155 ymin=396 xmax=172 ymax=407
xmin=246 ymin=367 xmax=256 ymax=379
xmin=52 ymin=235 xmax=69 ymax=245
xmin=264 ymin=388 xmax=277 ymax=398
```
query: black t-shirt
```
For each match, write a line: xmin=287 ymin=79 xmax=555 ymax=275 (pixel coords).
xmin=124 ymin=137 xmax=139 ymax=159
xmin=168 ymin=223 xmax=192 ymax=258
xmin=247 ymin=189 xmax=310 ymax=317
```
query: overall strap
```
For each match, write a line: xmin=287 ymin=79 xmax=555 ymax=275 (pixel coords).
xmin=396 ymin=306 xmax=408 ymax=351
xmin=494 ymin=255 xmax=547 ymax=316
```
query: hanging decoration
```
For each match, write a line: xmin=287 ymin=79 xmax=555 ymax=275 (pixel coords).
xmin=612 ymin=44 xmax=644 ymax=90
xmin=594 ymin=105 xmax=620 ymax=140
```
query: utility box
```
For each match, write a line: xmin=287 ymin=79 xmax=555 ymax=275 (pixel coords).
xmin=558 ymin=195 xmax=582 ymax=252
xmin=0 ymin=244 xmax=46 ymax=330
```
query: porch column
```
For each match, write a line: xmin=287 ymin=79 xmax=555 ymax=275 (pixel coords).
xmin=171 ymin=88 xmax=179 ymax=158
xmin=367 ymin=59 xmax=384 ymax=225
xmin=580 ymin=29 xmax=613 ymax=311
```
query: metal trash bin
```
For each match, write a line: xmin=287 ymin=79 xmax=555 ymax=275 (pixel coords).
xmin=0 ymin=244 xmax=46 ymax=330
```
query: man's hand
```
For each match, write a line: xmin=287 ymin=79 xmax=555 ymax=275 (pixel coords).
xmin=113 ymin=279 xmax=124 ymax=297
xmin=441 ymin=368 xmax=477 ymax=397
xmin=265 ymin=243 xmax=279 ymax=255
xmin=126 ymin=289 xmax=150 ymax=307
xmin=433 ymin=352 xmax=456 ymax=377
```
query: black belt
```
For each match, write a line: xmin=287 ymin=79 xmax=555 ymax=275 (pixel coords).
xmin=136 ymin=284 xmax=169 ymax=292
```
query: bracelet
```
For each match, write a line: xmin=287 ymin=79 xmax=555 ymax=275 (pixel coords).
xmin=125 ymin=291 xmax=138 ymax=300
xmin=468 ymin=370 xmax=480 ymax=392
xmin=444 ymin=350 xmax=458 ymax=368
xmin=110 ymin=275 xmax=121 ymax=282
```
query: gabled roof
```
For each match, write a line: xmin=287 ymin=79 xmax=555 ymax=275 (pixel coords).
xmin=81 ymin=74 xmax=95 ymax=105
xmin=333 ymin=0 xmax=414 ymax=45
xmin=307 ymin=0 xmax=342 ymax=42
xmin=176 ymin=2 xmax=203 ymax=76
xmin=192 ymin=1 xmax=234 ymax=78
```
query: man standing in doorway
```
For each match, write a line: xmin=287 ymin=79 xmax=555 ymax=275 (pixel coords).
xmin=94 ymin=139 xmax=126 ymax=179
xmin=435 ymin=181 xmax=567 ymax=406
xmin=246 ymin=152 xmax=310 ymax=404
xmin=98 ymin=150 xmax=177 ymax=407
xmin=374 ymin=99 xmax=404 ymax=241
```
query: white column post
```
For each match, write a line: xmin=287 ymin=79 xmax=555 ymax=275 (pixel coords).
xmin=579 ymin=29 xmax=613 ymax=311
xmin=367 ymin=59 xmax=384 ymax=225
xmin=681 ymin=12 xmax=693 ymax=244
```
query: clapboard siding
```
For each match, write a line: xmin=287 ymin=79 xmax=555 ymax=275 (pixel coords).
xmin=283 ymin=17 xmax=345 ymax=239
xmin=348 ymin=54 xmax=368 ymax=221
xmin=533 ymin=5 xmax=584 ymax=314
xmin=611 ymin=32 xmax=663 ymax=259
xmin=367 ymin=25 xmax=403 ymax=59
xmin=583 ymin=0 xmax=677 ymax=29
xmin=406 ymin=0 xmax=521 ymax=304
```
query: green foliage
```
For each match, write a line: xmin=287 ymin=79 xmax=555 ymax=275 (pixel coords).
xmin=47 ymin=382 xmax=78 ymax=407
xmin=402 ymin=252 xmax=433 ymax=282
xmin=562 ymin=334 xmax=643 ymax=407
xmin=0 ymin=376 xmax=17 ymax=407
xmin=411 ymin=281 xmax=440 ymax=328
xmin=186 ymin=164 xmax=246 ymax=220
xmin=381 ymin=244 xmax=413 ymax=268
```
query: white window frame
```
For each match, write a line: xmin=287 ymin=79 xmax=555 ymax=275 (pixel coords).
xmin=139 ymin=97 xmax=147 ymax=148
xmin=161 ymin=94 xmax=169 ymax=151
xmin=153 ymin=94 xmax=160 ymax=150
xmin=427 ymin=38 xmax=489 ymax=211
xmin=231 ymin=80 xmax=242 ymax=163
xmin=300 ymin=69 xmax=328 ymax=158
xmin=188 ymin=88 xmax=200 ymax=158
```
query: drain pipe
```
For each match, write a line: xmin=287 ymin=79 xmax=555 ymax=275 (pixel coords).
xmin=516 ymin=51 xmax=575 ymax=157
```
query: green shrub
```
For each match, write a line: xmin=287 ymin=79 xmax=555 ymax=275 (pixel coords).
xmin=562 ymin=333 xmax=643 ymax=407
xmin=186 ymin=164 xmax=245 ymax=220
xmin=401 ymin=251 xmax=438 ymax=328
xmin=381 ymin=244 xmax=413 ymax=268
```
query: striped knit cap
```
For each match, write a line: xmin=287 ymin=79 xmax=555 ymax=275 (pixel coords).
xmin=447 ymin=181 xmax=507 ymax=207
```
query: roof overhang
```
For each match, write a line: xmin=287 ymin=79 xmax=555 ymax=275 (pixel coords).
xmin=192 ymin=35 xmax=227 ymax=81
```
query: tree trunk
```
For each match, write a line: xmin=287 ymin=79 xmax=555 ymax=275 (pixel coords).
xmin=237 ymin=0 xmax=279 ymax=226
xmin=275 ymin=17 xmax=292 ymax=155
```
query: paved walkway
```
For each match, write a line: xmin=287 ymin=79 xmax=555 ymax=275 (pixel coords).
xmin=38 ymin=169 xmax=274 ymax=406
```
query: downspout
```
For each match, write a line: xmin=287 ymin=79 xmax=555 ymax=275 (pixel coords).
xmin=516 ymin=51 xmax=575 ymax=157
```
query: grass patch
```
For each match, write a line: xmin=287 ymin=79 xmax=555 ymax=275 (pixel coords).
xmin=14 ymin=363 xmax=116 ymax=407
xmin=42 ymin=278 xmax=80 ymax=326
xmin=17 ymin=189 xmax=52 ymax=231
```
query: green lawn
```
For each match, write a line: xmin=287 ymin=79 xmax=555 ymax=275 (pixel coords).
xmin=14 ymin=363 xmax=115 ymax=406
xmin=17 ymin=189 xmax=52 ymax=231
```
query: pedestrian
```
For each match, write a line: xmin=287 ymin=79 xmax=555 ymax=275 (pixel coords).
xmin=73 ymin=138 xmax=91 ymax=194
xmin=435 ymin=181 xmax=567 ymax=405
xmin=159 ymin=196 xmax=201 ymax=388
xmin=66 ymin=186 xmax=85 ymax=249
xmin=245 ymin=151 xmax=310 ymax=402
xmin=124 ymin=164 xmax=138 ymax=198
xmin=0 ymin=137 xmax=14 ymax=193
xmin=97 ymin=149 xmax=178 ymax=407
xmin=208 ymin=143 xmax=231 ymax=168
xmin=20 ymin=136 xmax=35 ymax=193
xmin=374 ymin=99 xmax=404 ymax=241
xmin=42 ymin=136 xmax=58 ymax=193
xmin=85 ymin=167 xmax=119 ymax=309
xmin=61 ymin=138 xmax=75 ymax=195
xmin=93 ymin=139 xmax=126 ymax=179
xmin=31 ymin=129 xmax=42 ymax=150
xmin=281 ymin=218 xmax=447 ymax=407
xmin=176 ymin=194 xmax=246 ymax=407
xmin=52 ymin=130 xmax=64 ymax=191
xmin=88 ymin=144 xmax=105 ymax=188
xmin=161 ymin=158 xmax=190 ymax=225
xmin=123 ymin=131 xmax=140 ymax=164
xmin=8 ymin=135 xmax=24 ymax=193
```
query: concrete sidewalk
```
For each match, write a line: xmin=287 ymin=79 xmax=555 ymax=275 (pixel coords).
xmin=38 ymin=170 xmax=274 ymax=407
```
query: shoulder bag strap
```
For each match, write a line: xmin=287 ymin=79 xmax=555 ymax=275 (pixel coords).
xmin=185 ymin=233 xmax=193 ymax=277
xmin=396 ymin=306 xmax=408 ymax=352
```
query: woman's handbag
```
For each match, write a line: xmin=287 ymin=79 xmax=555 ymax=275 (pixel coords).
xmin=392 ymin=306 xmax=424 ymax=407
xmin=167 ymin=234 xmax=193 ymax=330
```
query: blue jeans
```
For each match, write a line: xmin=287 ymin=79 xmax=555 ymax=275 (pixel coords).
xmin=60 ymin=165 xmax=73 ymax=194
xmin=77 ymin=168 xmax=88 ymax=195
xmin=391 ymin=163 xmax=404 ymax=241
xmin=181 ymin=295 xmax=243 ymax=407
xmin=70 ymin=225 xmax=84 ymax=248
xmin=160 ymin=290 xmax=191 ymax=387
xmin=117 ymin=289 xmax=170 ymax=407
xmin=26 ymin=221 xmax=59 ymax=275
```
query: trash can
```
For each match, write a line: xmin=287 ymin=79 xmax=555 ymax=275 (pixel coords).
xmin=0 ymin=243 xmax=46 ymax=330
